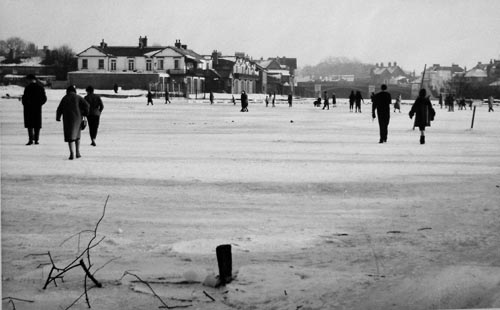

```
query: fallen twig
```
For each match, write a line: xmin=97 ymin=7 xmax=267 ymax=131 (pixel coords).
xmin=2 ymin=297 xmax=34 ymax=310
xmin=203 ymin=290 xmax=215 ymax=301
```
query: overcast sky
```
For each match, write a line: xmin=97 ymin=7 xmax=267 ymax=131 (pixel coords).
xmin=1 ymin=0 xmax=499 ymax=72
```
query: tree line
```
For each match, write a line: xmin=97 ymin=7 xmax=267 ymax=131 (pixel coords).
xmin=0 ymin=37 xmax=76 ymax=80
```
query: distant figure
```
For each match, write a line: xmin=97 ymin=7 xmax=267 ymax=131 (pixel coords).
xmin=394 ymin=94 xmax=402 ymax=113
xmin=409 ymin=88 xmax=436 ymax=144
xmin=84 ymin=85 xmax=104 ymax=147
xmin=438 ymin=93 xmax=443 ymax=109
xmin=147 ymin=91 xmax=153 ymax=105
xmin=209 ymin=91 xmax=214 ymax=105
xmin=446 ymin=93 xmax=454 ymax=112
xmin=240 ymin=90 xmax=248 ymax=112
xmin=113 ymin=83 xmax=119 ymax=94
xmin=56 ymin=86 xmax=90 ymax=160
xmin=331 ymin=93 xmax=336 ymax=107
xmin=288 ymin=93 xmax=293 ymax=107
xmin=272 ymin=93 xmax=276 ymax=107
xmin=355 ymin=91 xmax=364 ymax=113
xmin=232 ymin=95 xmax=236 ymax=105
xmin=265 ymin=95 xmax=269 ymax=107
xmin=165 ymin=89 xmax=171 ymax=104
xmin=488 ymin=95 xmax=495 ymax=112
xmin=22 ymin=74 xmax=47 ymax=145
xmin=322 ymin=91 xmax=329 ymax=110
xmin=349 ymin=90 xmax=355 ymax=112
xmin=372 ymin=84 xmax=392 ymax=143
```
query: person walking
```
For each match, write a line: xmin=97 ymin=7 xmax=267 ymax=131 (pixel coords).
xmin=209 ymin=91 xmax=214 ymax=105
xmin=349 ymin=90 xmax=355 ymax=112
xmin=232 ymin=95 xmax=236 ymax=105
xmin=331 ymin=93 xmax=337 ymax=107
xmin=165 ymin=89 xmax=171 ymax=104
xmin=240 ymin=90 xmax=248 ymax=112
xmin=288 ymin=93 xmax=293 ymax=107
xmin=355 ymin=91 xmax=364 ymax=113
xmin=488 ymin=95 xmax=495 ymax=112
xmin=372 ymin=84 xmax=392 ymax=143
xmin=147 ymin=91 xmax=153 ymax=105
xmin=272 ymin=93 xmax=276 ymax=107
xmin=394 ymin=94 xmax=402 ymax=113
xmin=409 ymin=88 xmax=436 ymax=145
xmin=265 ymin=95 xmax=269 ymax=107
xmin=322 ymin=91 xmax=330 ymax=110
xmin=438 ymin=93 xmax=443 ymax=109
xmin=21 ymin=74 xmax=47 ymax=145
xmin=84 ymin=86 xmax=104 ymax=146
xmin=56 ymin=86 xmax=90 ymax=160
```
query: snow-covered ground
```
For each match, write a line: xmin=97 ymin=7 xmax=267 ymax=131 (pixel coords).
xmin=1 ymin=86 xmax=500 ymax=309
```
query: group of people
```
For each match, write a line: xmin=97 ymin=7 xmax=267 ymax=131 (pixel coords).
xmin=348 ymin=90 xmax=365 ymax=113
xmin=372 ymin=84 xmax=435 ymax=144
xmin=22 ymin=74 xmax=104 ymax=160
xmin=313 ymin=91 xmax=337 ymax=110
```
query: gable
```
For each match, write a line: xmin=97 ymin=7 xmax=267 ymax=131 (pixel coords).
xmin=151 ymin=47 xmax=184 ymax=58
xmin=77 ymin=47 xmax=108 ymax=57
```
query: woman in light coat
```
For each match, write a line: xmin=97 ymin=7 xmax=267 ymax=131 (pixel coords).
xmin=56 ymin=86 xmax=90 ymax=159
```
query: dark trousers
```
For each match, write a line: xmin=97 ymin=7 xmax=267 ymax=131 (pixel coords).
xmin=87 ymin=115 xmax=100 ymax=140
xmin=27 ymin=127 xmax=40 ymax=142
xmin=378 ymin=118 xmax=389 ymax=142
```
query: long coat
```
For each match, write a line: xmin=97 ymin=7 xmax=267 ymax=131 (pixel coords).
xmin=22 ymin=82 xmax=47 ymax=128
xmin=56 ymin=93 xmax=89 ymax=142
xmin=409 ymin=96 xmax=435 ymax=128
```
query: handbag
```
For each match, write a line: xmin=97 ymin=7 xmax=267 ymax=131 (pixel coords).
xmin=81 ymin=117 xmax=87 ymax=130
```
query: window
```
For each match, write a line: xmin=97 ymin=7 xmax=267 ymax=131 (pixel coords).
xmin=128 ymin=59 xmax=135 ymax=71
xmin=82 ymin=59 xmax=88 ymax=69
xmin=98 ymin=59 xmax=104 ymax=70
xmin=174 ymin=59 xmax=179 ymax=69
xmin=158 ymin=59 xmax=164 ymax=70
xmin=146 ymin=59 xmax=152 ymax=71
xmin=111 ymin=59 xmax=116 ymax=71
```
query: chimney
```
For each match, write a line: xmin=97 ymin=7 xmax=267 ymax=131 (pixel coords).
xmin=181 ymin=44 xmax=187 ymax=49
xmin=100 ymin=39 xmax=106 ymax=48
xmin=212 ymin=50 xmax=219 ymax=65
xmin=175 ymin=40 xmax=181 ymax=48
xmin=388 ymin=62 xmax=392 ymax=67
xmin=143 ymin=36 xmax=148 ymax=47
xmin=381 ymin=62 xmax=384 ymax=67
xmin=139 ymin=36 xmax=143 ymax=48
xmin=375 ymin=62 xmax=379 ymax=67
xmin=394 ymin=61 xmax=397 ymax=67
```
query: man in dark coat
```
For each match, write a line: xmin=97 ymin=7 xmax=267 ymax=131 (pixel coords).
xmin=410 ymin=88 xmax=435 ymax=144
xmin=240 ymin=91 xmax=248 ymax=112
xmin=288 ymin=93 xmax=293 ymax=107
xmin=84 ymin=85 xmax=104 ymax=146
xmin=355 ymin=91 xmax=364 ymax=113
xmin=22 ymin=74 xmax=47 ymax=145
xmin=209 ymin=91 xmax=214 ymax=105
xmin=349 ymin=90 xmax=355 ymax=112
xmin=322 ymin=91 xmax=329 ymax=110
xmin=165 ymin=89 xmax=171 ymax=104
xmin=331 ymin=93 xmax=337 ymax=107
xmin=372 ymin=84 xmax=392 ymax=143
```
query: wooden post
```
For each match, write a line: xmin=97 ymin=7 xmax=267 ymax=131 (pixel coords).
xmin=471 ymin=106 xmax=476 ymax=129
xmin=216 ymin=244 xmax=232 ymax=285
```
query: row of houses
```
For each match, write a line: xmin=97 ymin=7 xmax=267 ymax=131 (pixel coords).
xmin=69 ymin=36 xmax=297 ymax=96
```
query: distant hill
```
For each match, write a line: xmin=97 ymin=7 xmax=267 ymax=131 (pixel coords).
xmin=297 ymin=56 xmax=373 ymax=80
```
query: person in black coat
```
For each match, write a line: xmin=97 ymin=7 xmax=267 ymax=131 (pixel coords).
xmin=372 ymin=84 xmax=392 ymax=143
xmin=209 ymin=91 xmax=214 ymax=105
xmin=165 ymin=89 xmax=171 ymax=104
xmin=84 ymin=86 xmax=104 ymax=146
xmin=147 ymin=91 xmax=153 ymax=105
xmin=331 ymin=93 xmax=337 ymax=107
xmin=322 ymin=91 xmax=329 ymax=110
xmin=409 ymin=88 xmax=436 ymax=144
xmin=355 ymin=91 xmax=364 ymax=113
xmin=21 ymin=74 xmax=47 ymax=145
xmin=240 ymin=91 xmax=248 ymax=112
xmin=288 ymin=93 xmax=293 ymax=107
xmin=349 ymin=90 xmax=355 ymax=112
